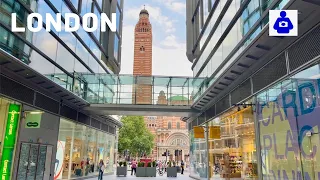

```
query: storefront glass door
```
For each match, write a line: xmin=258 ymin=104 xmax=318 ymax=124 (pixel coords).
xmin=16 ymin=143 xmax=53 ymax=180
xmin=300 ymin=132 xmax=320 ymax=180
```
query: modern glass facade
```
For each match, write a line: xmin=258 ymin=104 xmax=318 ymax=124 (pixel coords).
xmin=256 ymin=63 xmax=320 ymax=179
xmin=187 ymin=0 xmax=289 ymax=100
xmin=0 ymin=93 xmax=118 ymax=180
xmin=188 ymin=61 xmax=320 ymax=180
xmin=0 ymin=0 xmax=123 ymax=93
xmin=187 ymin=0 xmax=320 ymax=180
xmin=55 ymin=118 xmax=115 ymax=179
xmin=0 ymin=1 xmax=122 ymax=179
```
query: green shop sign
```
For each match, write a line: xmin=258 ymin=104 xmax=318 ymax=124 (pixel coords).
xmin=0 ymin=104 xmax=21 ymax=180
xmin=25 ymin=113 xmax=42 ymax=128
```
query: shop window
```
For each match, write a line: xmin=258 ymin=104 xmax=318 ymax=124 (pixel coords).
xmin=55 ymin=118 xmax=115 ymax=178
xmin=206 ymin=105 xmax=257 ymax=179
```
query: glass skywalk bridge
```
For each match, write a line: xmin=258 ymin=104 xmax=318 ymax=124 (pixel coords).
xmin=45 ymin=73 xmax=206 ymax=117
xmin=46 ymin=73 xmax=206 ymax=106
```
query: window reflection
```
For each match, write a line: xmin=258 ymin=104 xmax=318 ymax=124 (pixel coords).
xmin=81 ymin=0 xmax=92 ymax=17
xmin=114 ymin=35 xmax=119 ymax=61
xmin=116 ymin=6 xmax=121 ymax=33
xmin=69 ymin=0 xmax=79 ymax=11
xmin=93 ymin=5 xmax=101 ymax=40
xmin=56 ymin=43 xmax=76 ymax=72
xmin=255 ymin=63 xmax=320 ymax=179
xmin=189 ymin=130 xmax=208 ymax=179
xmin=195 ymin=0 xmax=289 ymax=78
xmin=32 ymin=23 xmax=58 ymax=61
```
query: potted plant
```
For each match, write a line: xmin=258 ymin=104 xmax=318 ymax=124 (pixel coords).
xmin=116 ymin=161 xmax=127 ymax=177
xmin=167 ymin=161 xmax=177 ymax=177
xmin=136 ymin=162 xmax=146 ymax=177
xmin=146 ymin=161 xmax=156 ymax=177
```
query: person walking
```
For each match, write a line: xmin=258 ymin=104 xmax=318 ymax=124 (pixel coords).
xmin=98 ymin=160 xmax=105 ymax=180
xmin=181 ymin=160 xmax=185 ymax=175
xmin=131 ymin=159 xmax=137 ymax=175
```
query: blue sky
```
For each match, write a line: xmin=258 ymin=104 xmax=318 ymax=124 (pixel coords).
xmin=120 ymin=0 xmax=193 ymax=76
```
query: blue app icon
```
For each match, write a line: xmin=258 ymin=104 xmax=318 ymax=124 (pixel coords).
xmin=273 ymin=11 xmax=294 ymax=34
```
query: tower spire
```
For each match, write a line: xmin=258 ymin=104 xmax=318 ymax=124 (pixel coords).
xmin=144 ymin=5 xmax=145 ymax=9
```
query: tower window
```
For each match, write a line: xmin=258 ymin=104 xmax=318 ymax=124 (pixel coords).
xmin=140 ymin=46 xmax=145 ymax=52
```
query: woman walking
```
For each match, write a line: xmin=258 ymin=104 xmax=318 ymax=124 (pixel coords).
xmin=131 ymin=159 xmax=137 ymax=175
xmin=98 ymin=160 xmax=105 ymax=180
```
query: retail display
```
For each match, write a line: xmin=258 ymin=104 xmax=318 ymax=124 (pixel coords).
xmin=206 ymin=106 xmax=258 ymax=179
xmin=57 ymin=119 xmax=115 ymax=178
xmin=245 ymin=162 xmax=258 ymax=178
xmin=220 ymin=153 xmax=241 ymax=178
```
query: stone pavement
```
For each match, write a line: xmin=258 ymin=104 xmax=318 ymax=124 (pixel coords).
xmin=85 ymin=172 xmax=192 ymax=180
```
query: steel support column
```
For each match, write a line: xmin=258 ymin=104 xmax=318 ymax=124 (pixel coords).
xmin=135 ymin=76 xmax=137 ymax=104
xmin=116 ymin=76 xmax=120 ymax=104
xmin=205 ymin=123 xmax=210 ymax=180
xmin=253 ymin=96 xmax=263 ymax=180
xmin=152 ymin=76 xmax=155 ymax=104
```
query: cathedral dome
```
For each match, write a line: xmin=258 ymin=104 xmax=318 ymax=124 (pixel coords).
xmin=140 ymin=9 xmax=149 ymax=15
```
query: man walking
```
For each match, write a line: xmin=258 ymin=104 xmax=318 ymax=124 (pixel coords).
xmin=181 ymin=160 xmax=185 ymax=175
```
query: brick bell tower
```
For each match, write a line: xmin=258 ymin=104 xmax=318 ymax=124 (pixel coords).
xmin=133 ymin=7 xmax=153 ymax=104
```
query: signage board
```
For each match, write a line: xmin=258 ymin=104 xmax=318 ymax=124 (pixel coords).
xmin=0 ymin=104 xmax=21 ymax=180
xmin=193 ymin=126 xmax=204 ymax=138
xmin=209 ymin=126 xmax=221 ymax=139
xmin=25 ymin=113 xmax=42 ymax=128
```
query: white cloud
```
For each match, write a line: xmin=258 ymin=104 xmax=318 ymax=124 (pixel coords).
xmin=160 ymin=35 xmax=185 ymax=49
xmin=153 ymin=0 xmax=186 ymax=15
xmin=152 ymin=45 xmax=192 ymax=76
xmin=120 ymin=25 xmax=135 ymax=75
xmin=124 ymin=5 xmax=176 ymax=33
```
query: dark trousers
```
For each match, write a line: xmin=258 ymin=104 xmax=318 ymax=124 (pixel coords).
xmin=131 ymin=168 xmax=136 ymax=175
xmin=98 ymin=170 xmax=103 ymax=180
xmin=181 ymin=167 xmax=184 ymax=174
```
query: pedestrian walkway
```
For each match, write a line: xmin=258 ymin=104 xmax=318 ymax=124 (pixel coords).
xmin=85 ymin=172 xmax=191 ymax=180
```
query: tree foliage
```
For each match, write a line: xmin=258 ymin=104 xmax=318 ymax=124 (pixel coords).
xmin=118 ymin=116 xmax=154 ymax=156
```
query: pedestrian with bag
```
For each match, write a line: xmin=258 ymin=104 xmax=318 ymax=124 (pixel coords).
xmin=98 ymin=160 xmax=105 ymax=180
xmin=131 ymin=159 xmax=137 ymax=175
xmin=181 ymin=160 xmax=185 ymax=175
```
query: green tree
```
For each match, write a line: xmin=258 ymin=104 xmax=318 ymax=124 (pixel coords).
xmin=118 ymin=116 xmax=154 ymax=157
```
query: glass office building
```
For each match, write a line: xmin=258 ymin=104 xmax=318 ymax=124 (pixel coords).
xmin=0 ymin=0 xmax=123 ymax=179
xmin=186 ymin=0 xmax=320 ymax=179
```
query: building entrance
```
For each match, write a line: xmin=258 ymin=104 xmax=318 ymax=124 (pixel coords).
xmin=16 ymin=143 xmax=53 ymax=180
